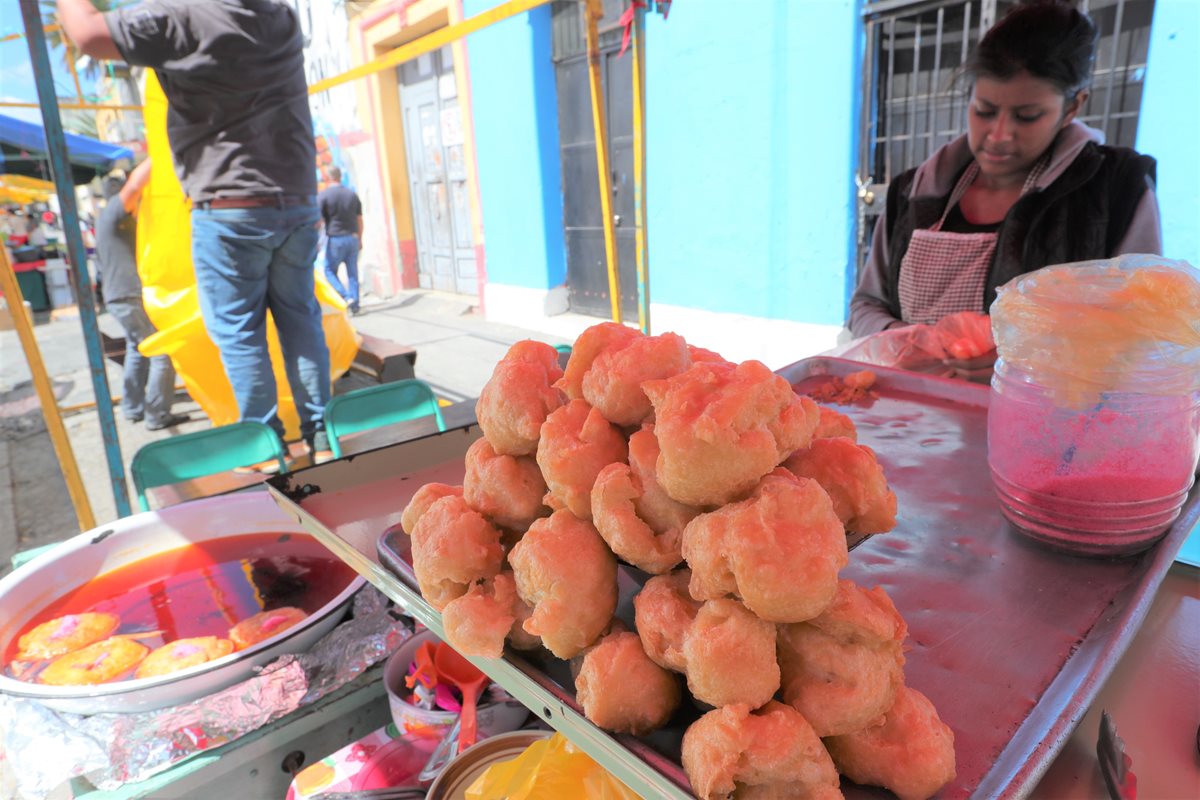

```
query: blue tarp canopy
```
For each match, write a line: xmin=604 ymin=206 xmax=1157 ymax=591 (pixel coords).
xmin=0 ymin=112 xmax=133 ymax=186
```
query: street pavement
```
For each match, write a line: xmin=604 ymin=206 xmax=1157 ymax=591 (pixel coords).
xmin=0 ymin=290 xmax=598 ymax=573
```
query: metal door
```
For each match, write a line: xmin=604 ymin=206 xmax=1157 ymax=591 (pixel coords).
xmin=856 ymin=0 xmax=1156 ymax=273
xmin=399 ymin=48 xmax=477 ymax=295
xmin=552 ymin=0 xmax=638 ymax=319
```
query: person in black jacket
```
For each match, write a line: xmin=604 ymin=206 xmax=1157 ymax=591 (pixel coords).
xmin=849 ymin=0 xmax=1161 ymax=372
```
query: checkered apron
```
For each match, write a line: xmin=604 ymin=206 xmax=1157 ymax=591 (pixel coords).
xmin=898 ymin=157 xmax=1046 ymax=325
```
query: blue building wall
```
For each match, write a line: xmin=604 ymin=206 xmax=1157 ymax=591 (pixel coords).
xmin=464 ymin=0 xmax=566 ymax=289
xmin=1137 ymin=0 xmax=1199 ymax=266
xmin=643 ymin=0 xmax=860 ymax=326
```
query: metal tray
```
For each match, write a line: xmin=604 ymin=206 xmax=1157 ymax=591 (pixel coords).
xmin=265 ymin=357 xmax=1199 ymax=799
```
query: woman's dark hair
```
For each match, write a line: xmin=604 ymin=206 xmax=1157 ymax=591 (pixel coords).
xmin=965 ymin=0 xmax=1099 ymax=99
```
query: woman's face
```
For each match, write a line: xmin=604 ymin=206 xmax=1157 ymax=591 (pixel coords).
xmin=967 ymin=70 xmax=1085 ymax=184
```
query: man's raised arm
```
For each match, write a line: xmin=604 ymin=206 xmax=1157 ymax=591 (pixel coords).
xmin=57 ymin=0 xmax=122 ymax=61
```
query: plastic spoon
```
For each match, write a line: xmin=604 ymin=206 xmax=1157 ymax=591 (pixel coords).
xmin=405 ymin=640 xmax=438 ymax=692
xmin=433 ymin=643 xmax=489 ymax=750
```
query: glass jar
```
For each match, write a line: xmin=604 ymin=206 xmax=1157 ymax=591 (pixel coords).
xmin=988 ymin=358 xmax=1200 ymax=556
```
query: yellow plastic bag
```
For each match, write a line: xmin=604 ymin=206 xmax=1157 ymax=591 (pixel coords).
xmin=465 ymin=733 xmax=642 ymax=800
xmin=135 ymin=70 xmax=359 ymax=440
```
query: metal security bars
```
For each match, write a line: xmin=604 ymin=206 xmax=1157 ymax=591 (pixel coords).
xmin=855 ymin=0 xmax=1155 ymax=272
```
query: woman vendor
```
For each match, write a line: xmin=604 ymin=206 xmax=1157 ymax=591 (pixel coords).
xmin=849 ymin=0 xmax=1162 ymax=372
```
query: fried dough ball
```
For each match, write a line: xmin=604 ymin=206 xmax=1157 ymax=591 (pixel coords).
xmin=400 ymin=483 xmax=463 ymax=535
xmin=507 ymin=588 xmax=542 ymax=651
xmin=634 ymin=573 xmax=778 ymax=710
xmin=582 ymin=332 xmax=691 ymax=426
xmin=813 ymin=406 xmax=857 ymax=441
xmin=784 ymin=437 xmax=897 ymax=534
xmin=508 ymin=511 xmax=617 ymax=658
xmin=576 ymin=630 xmax=682 ymax=735
xmin=687 ymin=344 xmax=727 ymax=364
xmin=824 ymin=686 xmax=956 ymax=800
xmin=683 ymin=598 xmax=779 ymax=710
xmin=777 ymin=580 xmax=907 ymax=737
xmin=643 ymin=360 xmax=821 ymax=506
xmin=556 ymin=322 xmax=642 ymax=400
xmin=135 ymin=637 xmax=235 ymax=679
xmin=683 ymin=469 xmax=848 ymax=623
xmin=633 ymin=570 xmax=700 ymax=672
xmin=535 ymin=399 xmax=628 ymax=520
xmin=17 ymin=612 xmax=120 ymax=661
xmin=410 ymin=495 xmax=505 ymax=611
xmin=38 ymin=638 xmax=148 ymax=686
xmin=442 ymin=572 xmax=538 ymax=659
xmin=229 ymin=607 xmax=309 ymax=650
xmin=476 ymin=340 xmax=564 ymax=456
xmin=682 ymin=702 xmax=843 ymax=800
xmin=591 ymin=461 xmax=684 ymax=575
xmin=463 ymin=437 xmax=548 ymax=531
xmin=628 ymin=425 xmax=701 ymax=539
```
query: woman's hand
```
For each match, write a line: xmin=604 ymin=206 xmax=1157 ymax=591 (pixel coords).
xmin=943 ymin=348 xmax=997 ymax=384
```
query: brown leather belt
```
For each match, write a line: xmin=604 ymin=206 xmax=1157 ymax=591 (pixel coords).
xmin=198 ymin=195 xmax=314 ymax=210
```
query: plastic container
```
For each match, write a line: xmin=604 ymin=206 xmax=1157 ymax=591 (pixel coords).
xmin=987 ymin=256 xmax=1200 ymax=556
xmin=988 ymin=359 xmax=1199 ymax=555
xmin=383 ymin=630 xmax=529 ymax=740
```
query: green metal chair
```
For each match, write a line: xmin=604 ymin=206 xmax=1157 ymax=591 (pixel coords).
xmin=130 ymin=421 xmax=288 ymax=512
xmin=324 ymin=379 xmax=446 ymax=459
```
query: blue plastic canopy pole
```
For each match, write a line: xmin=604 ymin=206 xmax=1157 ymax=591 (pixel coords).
xmin=19 ymin=0 xmax=131 ymax=518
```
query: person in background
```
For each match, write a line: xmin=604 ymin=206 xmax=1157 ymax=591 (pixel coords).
xmin=319 ymin=165 xmax=364 ymax=315
xmin=95 ymin=160 xmax=188 ymax=431
xmin=58 ymin=0 xmax=333 ymax=463
xmin=849 ymin=0 xmax=1161 ymax=379
xmin=25 ymin=215 xmax=47 ymax=247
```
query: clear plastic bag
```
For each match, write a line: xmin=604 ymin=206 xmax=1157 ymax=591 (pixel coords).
xmin=832 ymin=311 xmax=995 ymax=376
xmin=464 ymin=733 xmax=641 ymax=800
xmin=990 ymin=254 xmax=1200 ymax=408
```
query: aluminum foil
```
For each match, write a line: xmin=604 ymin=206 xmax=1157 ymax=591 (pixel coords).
xmin=0 ymin=587 xmax=413 ymax=800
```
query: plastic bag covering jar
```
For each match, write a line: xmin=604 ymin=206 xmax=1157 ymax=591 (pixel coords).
xmin=987 ymin=255 xmax=1200 ymax=556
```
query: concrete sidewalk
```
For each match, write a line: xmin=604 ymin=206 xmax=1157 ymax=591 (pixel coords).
xmin=0 ymin=290 xmax=598 ymax=571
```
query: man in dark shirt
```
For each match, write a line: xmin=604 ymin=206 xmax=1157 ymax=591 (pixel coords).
xmin=318 ymin=166 xmax=364 ymax=314
xmin=60 ymin=0 xmax=332 ymax=460
xmin=95 ymin=160 xmax=186 ymax=431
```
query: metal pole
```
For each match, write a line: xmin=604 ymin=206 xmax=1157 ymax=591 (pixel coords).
xmin=19 ymin=0 xmax=131 ymax=518
xmin=0 ymin=246 xmax=96 ymax=531
xmin=631 ymin=3 xmax=649 ymax=334
xmin=584 ymin=0 xmax=622 ymax=324
xmin=0 ymin=101 xmax=144 ymax=111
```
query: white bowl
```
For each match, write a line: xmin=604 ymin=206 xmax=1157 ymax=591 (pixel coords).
xmin=384 ymin=629 xmax=528 ymax=739
xmin=0 ymin=492 xmax=364 ymax=714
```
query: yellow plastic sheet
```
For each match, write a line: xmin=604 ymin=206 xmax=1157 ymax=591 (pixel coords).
xmin=135 ymin=71 xmax=358 ymax=439
xmin=465 ymin=733 xmax=642 ymax=800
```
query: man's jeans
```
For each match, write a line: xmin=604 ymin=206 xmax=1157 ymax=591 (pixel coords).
xmin=191 ymin=203 xmax=330 ymax=442
xmin=324 ymin=234 xmax=359 ymax=309
xmin=107 ymin=299 xmax=175 ymax=425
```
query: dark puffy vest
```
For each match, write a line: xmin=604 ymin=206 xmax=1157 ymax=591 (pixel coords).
xmin=882 ymin=142 xmax=1157 ymax=319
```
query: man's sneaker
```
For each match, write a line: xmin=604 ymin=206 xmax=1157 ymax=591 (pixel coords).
xmin=145 ymin=413 xmax=190 ymax=431
xmin=306 ymin=430 xmax=334 ymax=464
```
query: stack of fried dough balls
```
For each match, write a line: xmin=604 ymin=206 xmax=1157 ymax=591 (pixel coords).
xmin=399 ymin=324 xmax=954 ymax=800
